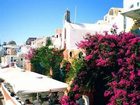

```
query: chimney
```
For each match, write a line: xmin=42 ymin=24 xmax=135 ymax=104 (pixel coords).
xmin=65 ymin=10 xmax=71 ymax=23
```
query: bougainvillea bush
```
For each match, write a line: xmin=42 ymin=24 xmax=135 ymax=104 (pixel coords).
xmin=60 ymin=32 xmax=140 ymax=105
xmin=104 ymin=33 xmax=140 ymax=105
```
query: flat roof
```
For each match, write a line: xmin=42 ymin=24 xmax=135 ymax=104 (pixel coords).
xmin=0 ymin=67 xmax=68 ymax=94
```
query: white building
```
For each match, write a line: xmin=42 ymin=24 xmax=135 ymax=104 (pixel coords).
xmin=31 ymin=37 xmax=48 ymax=48
xmin=1 ymin=55 xmax=23 ymax=68
xmin=60 ymin=10 xmax=117 ymax=60
xmin=0 ymin=41 xmax=22 ymax=68
xmin=122 ymin=0 xmax=140 ymax=34
xmin=61 ymin=10 xmax=100 ymax=50
xmin=61 ymin=8 xmax=125 ymax=51
xmin=97 ymin=7 xmax=124 ymax=33
xmin=51 ymin=29 xmax=62 ymax=49
xmin=16 ymin=45 xmax=33 ymax=70
xmin=123 ymin=0 xmax=140 ymax=11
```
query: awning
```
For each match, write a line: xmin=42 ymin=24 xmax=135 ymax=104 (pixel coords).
xmin=122 ymin=8 xmax=140 ymax=20
xmin=0 ymin=67 xmax=68 ymax=94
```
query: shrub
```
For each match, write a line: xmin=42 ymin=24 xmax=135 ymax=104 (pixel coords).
xmin=60 ymin=32 xmax=140 ymax=105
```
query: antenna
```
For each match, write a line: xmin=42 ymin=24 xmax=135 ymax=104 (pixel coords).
xmin=74 ymin=6 xmax=77 ymax=23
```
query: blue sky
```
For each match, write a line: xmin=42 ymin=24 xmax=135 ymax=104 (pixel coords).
xmin=0 ymin=0 xmax=123 ymax=45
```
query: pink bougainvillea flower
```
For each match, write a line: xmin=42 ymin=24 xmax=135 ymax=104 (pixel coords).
xmin=131 ymin=54 xmax=136 ymax=60
xmin=117 ymin=58 xmax=123 ymax=66
xmin=108 ymin=81 xmax=118 ymax=87
xmin=110 ymin=43 xmax=116 ymax=48
xmin=126 ymin=58 xmax=131 ymax=64
xmin=137 ymin=70 xmax=140 ymax=76
xmin=85 ymin=54 xmax=93 ymax=61
xmin=129 ymin=71 xmax=135 ymax=80
xmin=125 ymin=49 xmax=131 ymax=56
xmin=123 ymin=102 xmax=129 ymax=105
xmin=104 ymin=90 xmax=112 ymax=97
xmin=74 ymin=94 xmax=81 ymax=100
xmin=127 ymin=65 xmax=134 ymax=71
xmin=72 ymin=85 xmax=79 ymax=92
xmin=60 ymin=95 xmax=70 ymax=105
xmin=24 ymin=48 xmax=36 ymax=60
xmin=111 ymin=72 xmax=116 ymax=78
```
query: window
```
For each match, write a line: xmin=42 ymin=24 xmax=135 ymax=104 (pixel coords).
xmin=130 ymin=4 xmax=134 ymax=8
xmin=64 ymin=28 xmax=66 ymax=39
xmin=105 ymin=16 xmax=107 ymax=21
xmin=64 ymin=42 xmax=66 ymax=49
xmin=11 ymin=57 xmax=13 ymax=62
xmin=69 ymin=52 xmax=72 ymax=58
xmin=137 ymin=2 xmax=139 ymax=7
xmin=109 ymin=9 xmax=113 ymax=15
xmin=118 ymin=10 xmax=121 ymax=12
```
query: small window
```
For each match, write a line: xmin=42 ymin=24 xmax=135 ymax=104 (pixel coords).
xmin=109 ymin=9 xmax=113 ymax=15
xmin=69 ymin=52 xmax=72 ymax=58
xmin=64 ymin=42 xmax=66 ymax=49
xmin=130 ymin=4 xmax=134 ymax=8
xmin=8 ymin=51 xmax=10 ymax=54
xmin=137 ymin=2 xmax=139 ymax=7
xmin=64 ymin=28 xmax=66 ymax=39
xmin=11 ymin=57 xmax=13 ymax=62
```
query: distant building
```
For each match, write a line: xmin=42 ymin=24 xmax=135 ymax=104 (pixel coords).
xmin=31 ymin=37 xmax=48 ymax=48
xmin=17 ymin=45 xmax=32 ymax=70
xmin=0 ymin=40 xmax=21 ymax=68
xmin=97 ymin=8 xmax=124 ymax=33
xmin=7 ymin=40 xmax=17 ymax=45
xmin=51 ymin=28 xmax=62 ymax=49
xmin=26 ymin=37 xmax=37 ymax=45
xmin=3 ymin=40 xmax=18 ymax=55
xmin=103 ymin=8 xmax=122 ymax=23
xmin=1 ymin=55 xmax=23 ymax=68
xmin=1 ymin=55 xmax=16 ymax=67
